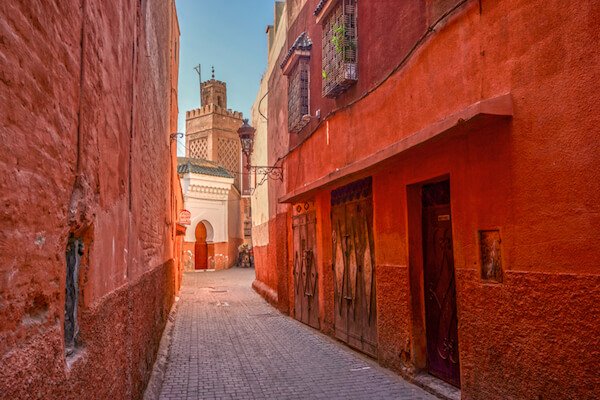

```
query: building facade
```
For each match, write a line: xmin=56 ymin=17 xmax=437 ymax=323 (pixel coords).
xmin=178 ymin=158 xmax=240 ymax=270
xmin=0 ymin=0 xmax=184 ymax=398
xmin=250 ymin=1 xmax=288 ymax=306
xmin=251 ymin=1 xmax=600 ymax=399
xmin=181 ymin=76 xmax=250 ymax=270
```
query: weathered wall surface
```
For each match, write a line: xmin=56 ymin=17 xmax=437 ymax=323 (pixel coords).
xmin=250 ymin=2 xmax=289 ymax=309
xmin=169 ymin=7 xmax=184 ymax=293
xmin=268 ymin=0 xmax=600 ymax=398
xmin=179 ymin=171 xmax=241 ymax=270
xmin=250 ymin=56 xmax=271 ymax=244
xmin=0 ymin=0 xmax=182 ymax=398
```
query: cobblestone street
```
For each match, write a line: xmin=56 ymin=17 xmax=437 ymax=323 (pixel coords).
xmin=157 ymin=268 xmax=437 ymax=400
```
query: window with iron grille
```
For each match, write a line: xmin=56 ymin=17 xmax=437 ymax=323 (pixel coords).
xmin=281 ymin=32 xmax=312 ymax=133
xmin=288 ymin=58 xmax=310 ymax=133
xmin=321 ymin=0 xmax=357 ymax=98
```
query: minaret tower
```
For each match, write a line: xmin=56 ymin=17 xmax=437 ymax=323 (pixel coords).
xmin=201 ymin=67 xmax=227 ymax=108
xmin=185 ymin=67 xmax=244 ymax=189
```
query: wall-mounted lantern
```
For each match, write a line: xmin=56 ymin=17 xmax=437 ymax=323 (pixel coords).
xmin=237 ymin=119 xmax=283 ymax=182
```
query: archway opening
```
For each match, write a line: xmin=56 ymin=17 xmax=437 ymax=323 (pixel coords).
xmin=195 ymin=222 xmax=208 ymax=270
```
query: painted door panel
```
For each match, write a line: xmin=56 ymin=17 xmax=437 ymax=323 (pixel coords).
xmin=195 ymin=223 xmax=208 ymax=270
xmin=422 ymin=180 xmax=461 ymax=387
xmin=293 ymin=211 xmax=320 ymax=329
xmin=331 ymin=178 xmax=377 ymax=357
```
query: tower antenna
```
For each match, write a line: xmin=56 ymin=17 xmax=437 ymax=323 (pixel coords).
xmin=194 ymin=64 xmax=202 ymax=104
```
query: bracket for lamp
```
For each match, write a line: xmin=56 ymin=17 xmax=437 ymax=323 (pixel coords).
xmin=246 ymin=165 xmax=284 ymax=182
xmin=238 ymin=119 xmax=284 ymax=183
xmin=170 ymin=132 xmax=184 ymax=141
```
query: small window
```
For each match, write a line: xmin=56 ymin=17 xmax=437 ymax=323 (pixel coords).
xmin=288 ymin=58 xmax=310 ymax=133
xmin=321 ymin=0 xmax=357 ymax=98
xmin=281 ymin=32 xmax=312 ymax=133
xmin=479 ymin=230 xmax=503 ymax=283
xmin=65 ymin=237 xmax=83 ymax=357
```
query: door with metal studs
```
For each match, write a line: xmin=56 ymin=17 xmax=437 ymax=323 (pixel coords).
xmin=331 ymin=178 xmax=377 ymax=357
xmin=292 ymin=202 xmax=320 ymax=330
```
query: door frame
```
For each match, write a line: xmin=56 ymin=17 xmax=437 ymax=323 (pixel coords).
xmin=330 ymin=177 xmax=378 ymax=358
xmin=292 ymin=204 xmax=320 ymax=330
xmin=195 ymin=222 xmax=208 ymax=270
xmin=406 ymin=174 xmax=461 ymax=384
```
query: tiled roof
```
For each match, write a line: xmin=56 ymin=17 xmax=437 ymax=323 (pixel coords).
xmin=177 ymin=157 xmax=233 ymax=178
xmin=280 ymin=32 xmax=312 ymax=69
xmin=314 ymin=0 xmax=328 ymax=16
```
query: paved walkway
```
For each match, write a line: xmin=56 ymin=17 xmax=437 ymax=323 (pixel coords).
xmin=158 ymin=268 xmax=437 ymax=400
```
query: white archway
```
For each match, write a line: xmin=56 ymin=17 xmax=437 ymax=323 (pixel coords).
xmin=200 ymin=220 xmax=214 ymax=243
xmin=187 ymin=215 xmax=224 ymax=243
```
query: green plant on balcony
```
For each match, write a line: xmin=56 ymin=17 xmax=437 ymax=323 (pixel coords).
xmin=331 ymin=23 xmax=345 ymax=54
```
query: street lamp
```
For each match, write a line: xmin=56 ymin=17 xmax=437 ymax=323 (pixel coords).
xmin=237 ymin=119 xmax=283 ymax=182
xmin=238 ymin=120 xmax=255 ymax=162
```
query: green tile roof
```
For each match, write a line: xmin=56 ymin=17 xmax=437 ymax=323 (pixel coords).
xmin=177 ymin=157 xmax=233 ymax=179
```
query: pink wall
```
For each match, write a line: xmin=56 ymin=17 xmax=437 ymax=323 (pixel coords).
xmin=0 ymin=0 xmax=182 ymax=398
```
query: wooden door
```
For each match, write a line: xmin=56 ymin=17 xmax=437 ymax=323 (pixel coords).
xmin=195 ymin=223 xmax=208 ymax=270
xmin=422 ymin=180 xmax=460 ymax=387
xmin=331 ymin=178 xmax=377 ymax=357
xmin=292 ymin=208 xmax=320 ymax=329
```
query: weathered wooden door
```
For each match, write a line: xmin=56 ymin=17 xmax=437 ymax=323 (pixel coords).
xmin=331 ymin=178 xmax=377 ymax=357
xmin=422 ymin=180 xmax=461 ymax=387
xmin=195 ymin=222 xmax=208 ymax=270
xmin=292 ymin=205 xmax=320 ymax=329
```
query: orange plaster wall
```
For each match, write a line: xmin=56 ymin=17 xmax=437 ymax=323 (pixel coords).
xmin=252 ymin=212 xmax=290 ymax=313
xmin=250 ymin=7 xmax=294 ymax=311
xmin=182 ymin=240 xmax=241 ymax=270
xmin=278 ymin=0 xmax=600 ymax=398
xmin=209 ymin=243 xmax=224 ymax=270
xmin=253 ymin=240 xmax=278 ymax=295
xmin=314 ymin=192 xmax=335 ymax=336
xmin=252 ymin=220 xmax=280 ymax=307
xmin=0 ymin=0 xmax=182 ymax=398
xmin=286 ymin=0 xmax=600 ymax=275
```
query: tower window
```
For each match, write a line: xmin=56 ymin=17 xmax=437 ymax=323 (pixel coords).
xmin=217 ymin=96 xmax=223 ymax=107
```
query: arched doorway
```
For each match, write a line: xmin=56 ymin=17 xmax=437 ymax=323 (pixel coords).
xmin=195 ymin=222 xmax=208 ymax=270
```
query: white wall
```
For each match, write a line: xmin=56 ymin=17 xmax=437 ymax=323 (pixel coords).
xmin=250 ymin=2 xmax=288 ymax=247
xmin=181 ymin=172 xmax=234 ymax=243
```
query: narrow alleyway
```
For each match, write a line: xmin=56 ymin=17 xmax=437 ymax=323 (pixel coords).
xmin=156 ymin=268 xmax=437 ymax=400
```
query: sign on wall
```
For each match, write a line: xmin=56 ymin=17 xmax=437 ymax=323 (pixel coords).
xmin=179 ymin=209 xmax=191 ymax=225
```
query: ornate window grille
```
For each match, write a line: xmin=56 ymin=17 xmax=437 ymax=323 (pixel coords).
xmin=288 ymin=58 xmax=310 ymax=133
xmin=217 ymin=137 xmax=241 ymax=189
xmin=321 ymin=0 xmax=357 ymax=98
xmin=189 ymin=137 xmax=209 ymax=159
xmin=281 ymin=32 xmax=312 ymax=133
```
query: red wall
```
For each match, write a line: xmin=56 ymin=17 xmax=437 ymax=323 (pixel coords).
xmin=0 ymin=1 xmax=182 ymax=398
xmin=252 ymin=240 xmax=280 ymax=307
xmin=269 ymin=0 xmax=600 ymax=399
xmin=252 ymin=16 xmax=295 ymax=313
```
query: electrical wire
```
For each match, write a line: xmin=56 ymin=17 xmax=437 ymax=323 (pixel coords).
xmin=258 ymin=91 xmax=269 ymax=121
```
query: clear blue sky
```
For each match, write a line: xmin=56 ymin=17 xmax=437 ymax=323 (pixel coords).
xmin=176 ymin=0 xmax=275 ymax=154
